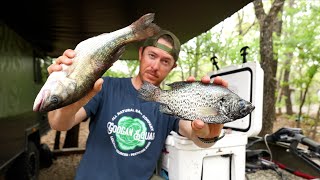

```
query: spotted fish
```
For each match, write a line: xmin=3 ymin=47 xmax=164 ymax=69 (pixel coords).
xmin=138 ymin=81 xmax=255 ymax=124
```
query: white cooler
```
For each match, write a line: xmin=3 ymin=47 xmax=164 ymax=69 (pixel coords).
xmin=161 ymin=62 xmax=264 ymax=180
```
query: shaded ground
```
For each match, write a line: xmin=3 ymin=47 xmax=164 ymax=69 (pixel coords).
xmin=39 ymin=115 xmax=318 ymax=180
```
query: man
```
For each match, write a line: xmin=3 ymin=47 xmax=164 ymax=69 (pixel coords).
xmin=48 ymin=30 xmax=227 ymax=179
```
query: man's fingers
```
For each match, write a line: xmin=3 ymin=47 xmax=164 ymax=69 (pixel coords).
xmin=200 ymin=76 xmax=210 ymax=84
xmin=54 ymin=49 xmax=75 ymax=66
xmin=47 ymin=49 xmax=76 ymax=74
xmin=63 ymin=49 xmax=76 ymax=58
xmin=88 ymin=78 xmax=104 ymax=98
xmin=54 ymin=51 xmax=74 ymax=65
xmin=93 ymin=78 xmax=104 ymax=93
xmin=54 ymin=58 xmax=72 ymax=66
xmin=191 ymin=120 xmax=210 ymax=137
xmin=47 ymin=64 xmax=62 ymax=74
xmin=213 ymin=76 xmax=228 ymax=87
xmin=186 ymin=76 xmax=196 ymax=82
xmin=192 ymin=120 xmax=204 ymax=130
xmin=207 ymin=124 xmax=224 ymax=137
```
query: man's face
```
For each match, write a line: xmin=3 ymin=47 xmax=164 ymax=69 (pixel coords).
xmin=138 ymin=38 xmax=177 ymax=86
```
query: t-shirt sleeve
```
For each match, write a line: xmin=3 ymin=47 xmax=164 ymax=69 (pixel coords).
xmin=173 ymin=117 xmax=180 ymax=133
xmin=167 ymin=114 xmax=180 ymax=134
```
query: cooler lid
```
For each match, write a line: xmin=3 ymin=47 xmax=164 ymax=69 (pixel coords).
xmin=207 ymin=62 xmax=264 ymax=137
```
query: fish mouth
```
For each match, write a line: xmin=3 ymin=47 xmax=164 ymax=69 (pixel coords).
xmin=33 ymin=90 xmax=49 ymax=112
xmin=240 ymin=104 xmax=255 ymax=115
xmin=33 ymin=98 xmax=43 ymax=112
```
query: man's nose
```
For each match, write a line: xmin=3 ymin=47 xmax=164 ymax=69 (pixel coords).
xmin=151 ymin=59 xmax=160 ymax=70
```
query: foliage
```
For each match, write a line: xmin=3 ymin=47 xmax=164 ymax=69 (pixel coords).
xmin=279 ymin=1 xmax=320 ymax=107
xmin=174 ymin=8 xmax=260 ymax=84
xmin=104 ymin=60 xmax=140 ymax=77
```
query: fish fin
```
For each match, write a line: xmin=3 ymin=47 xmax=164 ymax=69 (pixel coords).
xmin=96 ymin=46 xmax=125 ymax=73
xmin=159 ymin=104 xmax=174 ymax=115
xmin=111 ymin=46 xmax=125 ymax=63
xmin=196 ymin=107 xmax=219 ymax=116
xmin=166 ymin=81 xmax=190 ymax=89
xmin=202 ymin=114 xmax=233 ymax=124
xmin=131 ymin=13 xmax=161 ymax=41
xmin=138 ymin=81 xmax=162 ymax=102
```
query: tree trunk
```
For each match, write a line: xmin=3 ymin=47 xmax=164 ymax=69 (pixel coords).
xmin=283 ymin=53 xmax=293 ymax=115
xmin=253 ymin=0 xmax=285 ymax=136
xmin=282 ymin=0 xmax=295 ymax=115
xmin=276 ymin=67 xmax=284 ymax=114
xmin=311 ymin=105 xmax=320 ymax=140
xmin=296 ymin=81 xmax=312 ymax=128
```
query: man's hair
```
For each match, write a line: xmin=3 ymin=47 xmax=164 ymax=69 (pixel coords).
xmin=160 ymin=34 xmax=174 ymax=47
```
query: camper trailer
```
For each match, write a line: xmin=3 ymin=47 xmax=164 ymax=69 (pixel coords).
xmin=0 ymin=22 xmax=51 ymax=179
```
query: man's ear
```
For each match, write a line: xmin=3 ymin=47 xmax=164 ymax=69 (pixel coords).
xmin=172 ymin=62 xmax=177 ymax=69
xmin=138 ymin=47 xmax=144 ymax=61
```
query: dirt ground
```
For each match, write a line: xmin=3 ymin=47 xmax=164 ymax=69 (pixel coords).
xmin=273 ymin=114 xmax=320 ymax=142
xmin=38 ymin=121 xmax=89 ymax=180
xmin=38 ymin=115 xmax=318 ymax=180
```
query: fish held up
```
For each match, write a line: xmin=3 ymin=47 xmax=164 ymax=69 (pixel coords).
xmin=138 ymin=81 xmax=255 ymax=124
xmin=33 ymin=13 xmax=160 ymax=112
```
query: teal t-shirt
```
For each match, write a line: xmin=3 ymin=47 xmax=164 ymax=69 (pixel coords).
xmin=76 ymin=77 xmax=179 ymax=180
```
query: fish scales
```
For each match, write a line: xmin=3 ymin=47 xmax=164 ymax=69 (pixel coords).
xmin=68 ymin=30 xmax=133 ymax=98
xmin=138 ymin=81 xmax=255 ymax=124
xmin=33 ymin=13 xmax=160 ymax=112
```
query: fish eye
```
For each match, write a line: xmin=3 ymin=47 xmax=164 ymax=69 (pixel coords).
xmin=219 ymin=97 xmax=225 ymax=106
xmin=51 ymin=96 xmax=60 ymax=104
xmin=239 ymin=100 xmax=245 ymax=108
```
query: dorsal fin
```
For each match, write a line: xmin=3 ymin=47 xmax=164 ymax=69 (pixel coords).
xmin=167 ymin=81 xmax=192 ymax=89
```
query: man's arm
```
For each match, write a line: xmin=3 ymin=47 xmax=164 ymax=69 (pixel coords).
xmin=47 ymin=49 xmax=103 ymax=131
xmin=178 ymin=76 xmax=228 ymax=148
xmin=48 ymin=106 xmax=87 ymax=131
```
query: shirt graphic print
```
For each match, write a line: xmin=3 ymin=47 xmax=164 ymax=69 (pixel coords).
xmin=107 ymin=108 xmax=155 ymax=157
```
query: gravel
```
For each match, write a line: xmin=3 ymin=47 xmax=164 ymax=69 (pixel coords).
xmin=39 ymin=154 xmax=81 ymax=180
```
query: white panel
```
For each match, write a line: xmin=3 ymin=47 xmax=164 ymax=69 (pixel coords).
xmin=203 ymin=155 xmax=230 ymax=180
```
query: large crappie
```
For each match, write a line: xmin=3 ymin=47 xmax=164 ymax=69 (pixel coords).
xmin=33 ymin=13 xmax=160 ymax=112
xmin=138 ymin=81 xmax=255 ymax=124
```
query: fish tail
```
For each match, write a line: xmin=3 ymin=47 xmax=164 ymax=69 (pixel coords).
xmin=138 ymin=81 xmax=162 ymax=102
xmin=131 ymin=13 xmax=161 ymax=41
